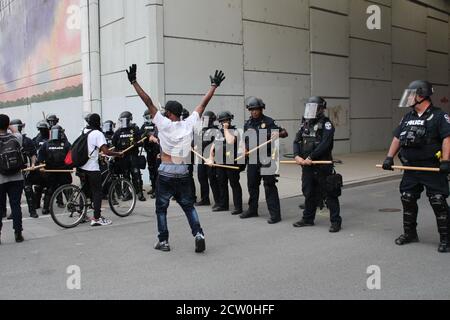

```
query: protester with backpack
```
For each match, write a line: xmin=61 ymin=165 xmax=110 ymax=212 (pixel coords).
xmin=71 ymin=113 xmax=123 ymax=226
xmin=0 ymin=114 xmax=26 ymax=244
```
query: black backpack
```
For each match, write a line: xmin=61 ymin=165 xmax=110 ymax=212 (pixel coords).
xmin=0 ymin=134 xmax=26 ymax=175
xmin=66 ymin=130 xmax=94 ymax=168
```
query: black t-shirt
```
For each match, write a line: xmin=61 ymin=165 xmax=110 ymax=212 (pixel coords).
xmin=394 ymin=105 xmax=450 ymax=164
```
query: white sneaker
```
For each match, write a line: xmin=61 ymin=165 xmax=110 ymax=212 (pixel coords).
xmin=91 ymin=217 xmax=112 ymax=227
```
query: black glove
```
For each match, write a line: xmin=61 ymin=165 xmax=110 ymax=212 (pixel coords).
xmin=382 ymin=157 xmax=394 ymax=171
xmin=126 ymin=64 xmax=137 ymax=84
xmin=210 ymin=70 xmax=226 ymax=87
xmin=440 ymin=160 xmax=450 ymax=174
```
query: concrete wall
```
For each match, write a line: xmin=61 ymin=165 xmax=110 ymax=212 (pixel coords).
xmin=97 ymin=0 xmax=450 ymax=156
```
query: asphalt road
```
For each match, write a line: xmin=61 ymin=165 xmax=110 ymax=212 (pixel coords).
xmin=0 ymin=179 xmax=449 ymax=300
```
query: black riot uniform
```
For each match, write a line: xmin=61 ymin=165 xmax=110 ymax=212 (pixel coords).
xmin=241 ymin=97 xmax=288 ymax=224
xmin=38 ymin=125 xmax=72 ymax=215
xmin=46 ymin=114 xmax=68 ymax=142
xmin=194 ymin=111 xmax=221 ymax=207
xmin=214 ymin=111 xmax=243 ymax=214
xmin=100 ymin=120 xmax=116 ymax=198
xmin=293 ymin=97 xmax=342 ymax=232
xmin=112 ymin=111 xmax=146 ymax=201
xmin=32 ymin=121 xmax=50 ymax=210
xmin=383 ymin=80 xmax=450 ymax=253
xmin=141 ymin=110 xmax=160 ymax=198
xmin=7 ymin=120 xmax=39 ymax=219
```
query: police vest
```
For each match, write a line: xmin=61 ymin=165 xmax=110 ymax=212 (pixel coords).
xmin=300 ymin=119 xmax=325 ymax=156
xmin=117 ymin=129 xmax=136 ymax=150
xmin=46 ymin=141 xmax=69 ymax=167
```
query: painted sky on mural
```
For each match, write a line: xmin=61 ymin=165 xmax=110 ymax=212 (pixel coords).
xmin=0 ymin=0 xmax=81 ymax=105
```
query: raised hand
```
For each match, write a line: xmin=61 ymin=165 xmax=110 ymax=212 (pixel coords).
xmin=126 ymin=64 xmax=137 ymax=84
xmin=210 ymin=70 xmax=226 ymax=87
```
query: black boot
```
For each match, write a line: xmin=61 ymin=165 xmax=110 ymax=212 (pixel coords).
xmin=240 ymin=210 xmax=258 ymax=219
xmin=430 ymin=195 xmax=450 ymax=253
xmin=138 ymin=192 xmax=146 ymax=202
xmin=397 ymin=194 xmax=419 ymax=246
xmin=30 ymin=212 xmax=39 ymax=219
xmin=293 ymin=219 xmax=315 ymax=228
xmin=231 ymin=208 xmax=243 ymax=215
xmin=395 ymin=233 xmax=419 ymax=245
xmin=267 ymin=217 xmax=281 ymax=224
xmin=15 ymin=231 xmax=24 ymax=243
xmin=329 ymin=222 xmax=342 ymax=233
xmin=438 ymin=235 xmax=450 ymax=253
xmin=195 ymin=199 xmax=211 ymax=206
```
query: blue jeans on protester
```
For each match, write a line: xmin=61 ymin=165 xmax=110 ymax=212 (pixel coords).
xmin=0 ymin=180 xmax=24 ymax=233
xmin=156 ymin=174 xmax=203 ymax=242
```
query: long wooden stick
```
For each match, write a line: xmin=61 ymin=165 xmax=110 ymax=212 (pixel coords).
xmin=281 ymin=160 xmax=334 ymax=165
xmin=120 ymin=137 xmax=147 ymax=154
xmin=376 ymin=164 xmax=440 ymax=173
xmin=40 ymin=169 xmax=76 ymax=173
xmin=235 ymin=139 xmax=274 ymax=162
xmin=191 ymin=149 xmax=240 ymax=170
xmin=22 ymin=164 xmax=46 ymax=172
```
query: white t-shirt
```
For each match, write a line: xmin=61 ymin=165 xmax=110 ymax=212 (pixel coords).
xmin=153 ymin=111 xmax=200 ymax=159
xmin=80 ymin=129 xmax=107 ymax=172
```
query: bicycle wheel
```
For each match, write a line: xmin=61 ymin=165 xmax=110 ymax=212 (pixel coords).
xmin=50 ymin=184 xmax=87 ymax=228
xmin=108 ymin=178 xmax=136 ymax=217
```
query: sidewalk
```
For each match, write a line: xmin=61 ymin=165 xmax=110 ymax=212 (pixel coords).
xmin=186 ymin=150 xmax=400 ymax=204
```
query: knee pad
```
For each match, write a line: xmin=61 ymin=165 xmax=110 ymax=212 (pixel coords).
xmin=401 ymin=193 xmax=418 ymax=214
xmin=429 ymin=195 xmax=449 ymax=215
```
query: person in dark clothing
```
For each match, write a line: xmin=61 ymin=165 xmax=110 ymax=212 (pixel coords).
xmin=213 ymin=111 xmax=243 ymax=214
xmin=382 ymin=80 xmax=450 ymax=253
xmin=292 ymin=96 xmax=342 ymax=232
xmin=141 ymin=110 xmax=160 ymax=199
xmin=32 ymin=120 xmax=50 ymax=211
xmin=240 ymin=97 xmax=288 ymax=224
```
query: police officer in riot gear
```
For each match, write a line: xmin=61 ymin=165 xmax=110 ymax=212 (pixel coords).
xmin=46 ymin=114 xmax=59 ymax=127
xmin=38 ymin=125 xmax=72 ymax=215
xmin=113 ymin=111 xmax=146 ymax=202
xmin=214 ymin=111 xmax=243 ymax=214
xmin=241 ymin=97 xmax=288 ymax=224
xmin=32 ymin=120 xmax=51 ymax=210
xmin=141 ymin=110 xmax=160 ymax=198
xmin=195 ymin=111 xmax=221 ymax=208
xmin=103 ymin=120 xmax=115 ymax=148
xmin=383 ymin=80 xmax=450 ymax=253
xmin=8 ymin=120 xmax=39 ymax=219
xmin=293 ymin=97 xmax=342 ymax=232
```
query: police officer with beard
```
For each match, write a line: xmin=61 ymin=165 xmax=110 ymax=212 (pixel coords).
xmin=213 ymin=111 xmax=243 ymax=214
xmin=38 ymin=125 xmax=72 ymax=215
xmin=241 ymin=97 xmax=288 ymax=224
xmin=194 ymin=111 xmax=221 ymax=208
xmin=113 ymin=111 xmax=146 ymax=202
xmin=6 ymin=120 xmax=39 ymax=219
xmin=382 ymin=80 xmax=450 ymax=253
xmin=32 ymin=120 xmax=50 ymax=211
xmin=293 ymin=97 xmax=342 ymax=233
xmin=141 ymin=110 xmax=160 ymax=199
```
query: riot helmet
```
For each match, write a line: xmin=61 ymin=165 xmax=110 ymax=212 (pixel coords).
xmin=245 ymin=97 xmax=266 ymax=110
xmin=119 ymin=111 xmax=133 ymax=128
xmin=304 ymin=96 xmax=327 ymax=120
xmin=36 ymin=121 xmax=50 ymax=137
xmin=143 ymin=109 xmax=152 ymax=122
xmin=10 ymin=119 xmax=25 ymax=133
xmin=50 ymin=125 xmax=64 ymax=141
xmin=218 ymin=111 xmax=234 ymax=123
xmin=46 ymin=114 xmax=59 ymax=127
xmin=399 ymin=80 xmax=434 ymax=108
xmin=202 ymin=111 xmax=217 ymax=128
xmin=103 ymin=120 xmax=115 ymax=134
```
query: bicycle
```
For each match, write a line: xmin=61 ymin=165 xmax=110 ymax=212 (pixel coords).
xmin=49 ymin=157 xmax=137 ymax=228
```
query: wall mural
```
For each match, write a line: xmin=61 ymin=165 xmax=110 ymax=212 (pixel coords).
xmin=0 ymin=0 xmax=82 ymax=108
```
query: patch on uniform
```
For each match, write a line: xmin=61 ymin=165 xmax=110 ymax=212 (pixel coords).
xmin=445 ymin=114 xmax=450 ymax=124
xmin=261 ymin=123 xmax=266 ymax=129
xmin=325 ymin=122 xmax=332 ymax=130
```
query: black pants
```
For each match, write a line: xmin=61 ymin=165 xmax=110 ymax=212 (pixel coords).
xmin=43 ymin=173 xmax=72 ymax=212
xmin=247 ymin=164 xmax=281 ymax=220
xmin=23 ymin=173 xmax=37 ymax=215
xmin=216 ymin=168 xmax=242 ymax=210
xmin=78 ymin=170 xmax=103 ymax=219
xmin=0 ymin=180 xmax=24 ymax=233
xmin=302 ymin=166 xmax=341 ymax=224
xmin=400 ymin=170 xmax=449 ymax=197
xmin=197 ymin=164 xmax=220 ymax=204
xmin=118 ymin=156 xmax=144 ymax=195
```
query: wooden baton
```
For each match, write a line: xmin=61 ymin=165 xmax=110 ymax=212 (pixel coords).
xmin=376 ymin=164 xmax=440 ymax=173
xmin=191 ymin=149 xmax=240 ymax=171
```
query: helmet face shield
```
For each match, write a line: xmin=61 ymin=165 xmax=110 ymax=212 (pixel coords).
xmin=399 ymin=89 xmax=418 ymax=108
xmin=143 ymin=114 xmax=152 ymax=122
xmin=103 ymin=122 xmax=114 ymax=133
xmin=119 ymin=118 xmax=131 ymax=128
xmin=304 ymin=103 xmax=319 ymax=119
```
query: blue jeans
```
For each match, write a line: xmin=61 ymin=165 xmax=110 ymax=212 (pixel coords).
xmin=0 ymin=180 xmax=24 ymax=233
xmin=156 ymin=175 xmax=203 ymax=242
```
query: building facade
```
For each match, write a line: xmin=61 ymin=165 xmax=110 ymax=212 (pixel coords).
xmin=1 ymin=0 xmax=450 ymax=156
